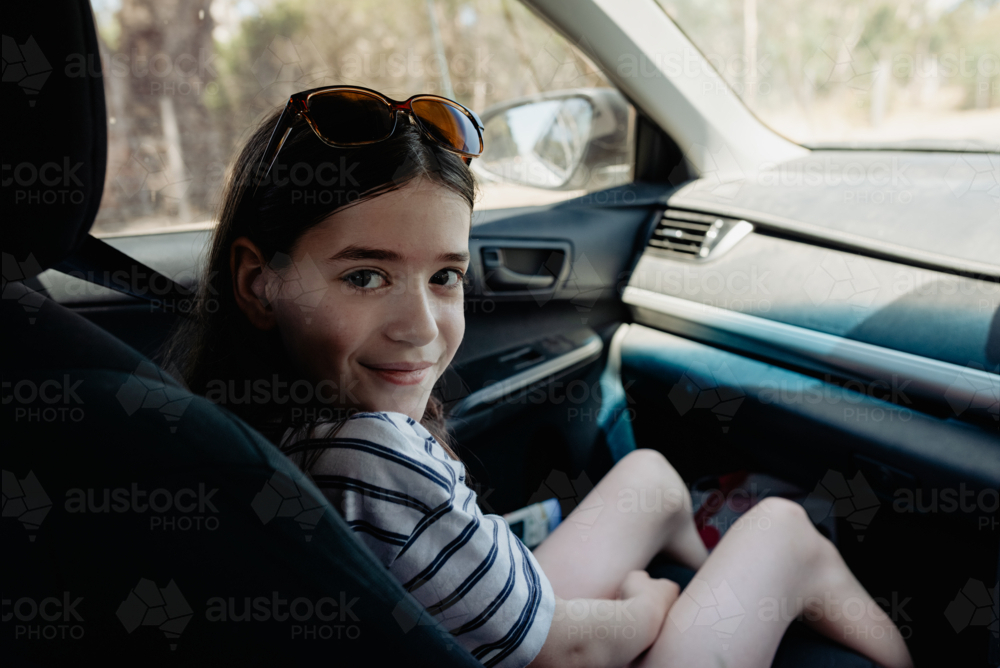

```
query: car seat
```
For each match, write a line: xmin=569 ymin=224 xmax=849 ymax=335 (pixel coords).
xmin=2 ymin=2 xmax=482 ymax=665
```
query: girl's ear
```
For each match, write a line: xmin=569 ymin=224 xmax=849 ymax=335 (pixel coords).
xmin=231 ymin=236 xmax=277 ymax=331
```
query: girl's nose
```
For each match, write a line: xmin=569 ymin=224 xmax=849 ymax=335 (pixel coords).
xmin=383 ymin=281 xmax=439 ymax=347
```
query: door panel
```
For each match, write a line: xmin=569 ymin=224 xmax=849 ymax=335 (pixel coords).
xmin=446 ymin=194 xmax=660 ymax=512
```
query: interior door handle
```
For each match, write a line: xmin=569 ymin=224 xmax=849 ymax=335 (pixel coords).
xmin=482 ymin=247 xmax=558 ymax=290
xmin=487 ymin=265 xmax=556 ymax=290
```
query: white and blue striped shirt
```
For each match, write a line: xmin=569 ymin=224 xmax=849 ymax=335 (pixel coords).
xmin=281 ymin=411 xmax=555 ymax=668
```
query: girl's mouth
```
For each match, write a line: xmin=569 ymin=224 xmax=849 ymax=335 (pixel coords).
xmin=360 ymin=361 xmax=434 ymax=386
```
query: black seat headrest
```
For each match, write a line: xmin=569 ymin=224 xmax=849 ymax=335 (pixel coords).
xmin=3 ymin=0 xmax=107 ymax=280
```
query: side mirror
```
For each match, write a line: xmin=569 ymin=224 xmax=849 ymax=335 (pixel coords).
xmin=474 ymin=88 xmax=634 ymax=191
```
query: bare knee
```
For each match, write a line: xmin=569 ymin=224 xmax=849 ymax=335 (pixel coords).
xmin=618 ymin=449 xmax=683 ymax=484
xmin=615 ymin=449 xmax=692 ymax=518
xmin=753 ymin=496 xmax=808 ymax=522
xmin=617 ymin=449 xmax=684 ymax=489
xmin=746 ymin=497 xmax=812 ymax=533
xmin=747 ymin=496 xmax=834 ymax=562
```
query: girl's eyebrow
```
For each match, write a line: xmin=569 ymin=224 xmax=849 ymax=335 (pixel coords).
xmin=328 ymin=244 xmax=469 ymax=264
xmin=440 ymin=251 xmax=470 ymax=263
xmin=328 ymin=245 xmax=401 ymax=263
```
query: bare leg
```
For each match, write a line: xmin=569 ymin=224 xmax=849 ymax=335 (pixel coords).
xmin=636 ymin=497 xmax=913 ymax=668
xmin=534 ymin=449 xmax=708 ymax=600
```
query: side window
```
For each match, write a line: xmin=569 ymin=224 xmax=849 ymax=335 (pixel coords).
xmin=90 ymin=0 xmax=636 ymax=237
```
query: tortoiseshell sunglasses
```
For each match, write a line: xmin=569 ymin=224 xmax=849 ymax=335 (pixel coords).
xmin=256 ymin=85 xmax=485 ymax=188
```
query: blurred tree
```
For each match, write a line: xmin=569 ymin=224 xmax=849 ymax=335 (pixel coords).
xmin=96 ymin=0 xmax=220 ymax=231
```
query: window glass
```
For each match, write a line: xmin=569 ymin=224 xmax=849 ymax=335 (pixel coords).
xmin=656 ymin=0 xmax=999 ymax=148
xmin=89 ymin=0 xmax=633 ymax=237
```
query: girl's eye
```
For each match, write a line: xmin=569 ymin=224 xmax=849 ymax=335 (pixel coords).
xmin=431 ymin=269 xmax=464 ymax=288
xmin=343 ymin=270 xmax=386 ymax=290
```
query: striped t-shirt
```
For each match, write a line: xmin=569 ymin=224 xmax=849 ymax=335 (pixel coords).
xmin=280 ymin=411 xmax=555 ymax=668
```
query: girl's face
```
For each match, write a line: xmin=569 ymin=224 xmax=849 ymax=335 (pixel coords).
xmin=264 ymin=183 xmax=470 ymax=421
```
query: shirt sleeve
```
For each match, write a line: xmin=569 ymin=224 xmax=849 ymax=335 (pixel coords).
xmin=304 ymin=411 xmax=555 ymax=668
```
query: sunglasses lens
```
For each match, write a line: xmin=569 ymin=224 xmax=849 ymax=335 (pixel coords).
xmin=410 ymin=99 xmax=483 ymax=155
xmin=307 ymin=91 xmax=394 ymax=144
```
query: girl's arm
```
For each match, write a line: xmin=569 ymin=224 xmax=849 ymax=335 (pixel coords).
xmin=529 ymin=571 xmax=679 ymax=668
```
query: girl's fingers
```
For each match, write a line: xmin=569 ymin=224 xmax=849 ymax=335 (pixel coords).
xmin=657 ymin=578 xmax=681 ymax=608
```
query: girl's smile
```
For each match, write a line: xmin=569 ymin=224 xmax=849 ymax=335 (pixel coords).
xmin=359 ymin=360 xmax=435 ymax=386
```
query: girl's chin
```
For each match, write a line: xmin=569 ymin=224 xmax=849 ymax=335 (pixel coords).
xmin=355 ymin=391 xmax=429 ymax=419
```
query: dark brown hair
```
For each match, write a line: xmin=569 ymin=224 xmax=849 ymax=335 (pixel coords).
xmin=162 ymin=106 xmax=475 ymax=458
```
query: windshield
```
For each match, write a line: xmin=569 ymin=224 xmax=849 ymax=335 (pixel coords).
xmin=656 ymin=0 xmax=1000 ymax=150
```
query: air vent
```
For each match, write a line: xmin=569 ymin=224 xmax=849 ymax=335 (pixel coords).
xmin=648 ymin=209 xmax=754 ymax=261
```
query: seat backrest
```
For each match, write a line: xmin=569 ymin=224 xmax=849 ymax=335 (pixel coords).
xmin=2 ymin=3 xmax=480 ymax=665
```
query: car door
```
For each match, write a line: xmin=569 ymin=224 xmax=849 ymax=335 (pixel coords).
xmin=443 ymin=104 xmax=999 ymax=668
xmin=517 ymin=3 xmax=996 ymax=667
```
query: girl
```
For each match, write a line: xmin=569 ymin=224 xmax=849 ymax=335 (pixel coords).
xmin=167 ymin=86 xmax=913 ymax=668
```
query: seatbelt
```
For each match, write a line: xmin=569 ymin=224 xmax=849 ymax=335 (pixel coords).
xmin=53 ymin=234 xmax=196 ymax=315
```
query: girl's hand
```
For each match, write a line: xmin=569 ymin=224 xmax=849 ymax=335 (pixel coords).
xmin=619 ymin=569 xmax=681 ymax=619
xmin=531 ymin=572 xmax=681 ymax=668
xmin=530 ymin=574 xmax=682 ymax=668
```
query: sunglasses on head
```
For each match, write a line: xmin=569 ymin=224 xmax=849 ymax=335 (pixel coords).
xmin=255 ymin=85 xmax=485 ymax=189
